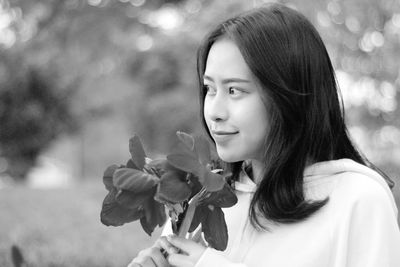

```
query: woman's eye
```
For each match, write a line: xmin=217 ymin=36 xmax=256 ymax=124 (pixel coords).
xmin=229 ymin=87 xmax=243 ymax=96
xmin=205 ymin=85 xmax=216 ymax=95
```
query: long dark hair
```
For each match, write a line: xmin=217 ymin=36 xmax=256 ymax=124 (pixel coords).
xmin=197 ymin=3 xmax=394 ymax=229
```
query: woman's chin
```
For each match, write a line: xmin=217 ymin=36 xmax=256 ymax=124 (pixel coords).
xmin=216 ymin=149 xmax=241 ymax=163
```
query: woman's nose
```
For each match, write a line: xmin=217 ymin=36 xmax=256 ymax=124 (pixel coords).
xmin=205 ymin=93 xmax=228 ymax=122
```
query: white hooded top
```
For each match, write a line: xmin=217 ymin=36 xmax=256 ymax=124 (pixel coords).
xmin=191 ymin=159 xmax=400 ymax=267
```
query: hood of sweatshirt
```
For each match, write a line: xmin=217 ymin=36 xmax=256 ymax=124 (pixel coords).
xmin=234 ymin=158 xmax=398 ymax=214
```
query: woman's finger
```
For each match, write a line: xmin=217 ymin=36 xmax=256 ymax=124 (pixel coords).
xmin=128 ymin=248 xmax=169 ymax=267
xmin=157 ymin=236 xmax=179 ymax=254
xmin=147 ymin=247 xmax=170 ymax=267
xmin=128 ymin=256 xmax=155 ymax=267
xmin=166 ymin=236 xmax=198 ymax=254
xmin=168 ymin=253 xmax=193 ymax=267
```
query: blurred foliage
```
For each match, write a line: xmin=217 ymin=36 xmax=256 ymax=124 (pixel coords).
xmin=0 ymin=51 xmax=77 ymax=180
xmin=0 ymin=0 xmax=399 ymax=182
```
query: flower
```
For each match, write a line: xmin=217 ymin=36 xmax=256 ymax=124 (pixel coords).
xmin=100 ymin=135 xmax=166 ymax=235
xmin=100 ymin=131 xmax=238 ymax=250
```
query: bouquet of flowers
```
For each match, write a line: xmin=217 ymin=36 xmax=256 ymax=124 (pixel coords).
xmin=100 ymin=131 xmax=237 ymax=250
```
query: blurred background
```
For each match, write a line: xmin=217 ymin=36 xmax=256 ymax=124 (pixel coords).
xmin=0 ymin=0 xmax=399 ymax=266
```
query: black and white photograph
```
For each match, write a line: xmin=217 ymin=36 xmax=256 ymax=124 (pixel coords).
xmin=1 ymin=0 xmax=400 ymax=266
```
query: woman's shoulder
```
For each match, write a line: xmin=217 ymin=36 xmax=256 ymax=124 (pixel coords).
xmin=304 ymin=159 xmax=397 ymax=215
xmin=331 ymin=170 xmax=392 ymax=206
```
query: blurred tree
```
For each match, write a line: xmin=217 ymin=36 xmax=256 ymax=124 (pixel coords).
xmin=296 ymin=0 xmax=400 ymax=176
xmin=0 ymin=0 xmax=191 ymax=180
xmin=0 ymin=0 xmax=399 ymax=182
xmin=0 ymin=52 xmax=77 ymax=181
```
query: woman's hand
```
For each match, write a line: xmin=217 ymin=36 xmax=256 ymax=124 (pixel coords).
xmin=127 ymin=236 xmax=178 ymax=267
xmin=166 ymin=236 xmax=206 ymax=267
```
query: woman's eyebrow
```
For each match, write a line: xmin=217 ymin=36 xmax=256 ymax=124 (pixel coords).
xmin=204 ymin=75 xmax=251 ymax=84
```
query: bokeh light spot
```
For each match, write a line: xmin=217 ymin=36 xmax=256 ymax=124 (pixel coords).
xmin=88 ymin=0 xmax=102 ymax=6
xmin=136 ymin=34 xmax=153 ymax=51
xmin=345 ymin=16 xmax=360 ymax=32
xmin=327 ymin=1 xmax=341 ymax=16
xmin=317 ymin=11 xmax=331 ymax=27
xmin=371 ymin=31 xmax=384 ymax=47
xmin=130 ymin=0 xmax=146 ymax=7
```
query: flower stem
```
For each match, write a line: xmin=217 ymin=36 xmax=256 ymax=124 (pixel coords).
xmin=178 ymin=189 xmax=204 ymax=237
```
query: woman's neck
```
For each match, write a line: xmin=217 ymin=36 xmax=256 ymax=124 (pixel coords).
xmin=250 ymin=159 xmax=264 ymax=183
xmin=247 ymin=158 xmax=315 ymax=183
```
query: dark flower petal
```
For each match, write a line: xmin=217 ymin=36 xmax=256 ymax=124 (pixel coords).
xmin=155 ymin=201 xmax=167 ymax=227
xmin=176 ymin=131 xmax=195 ymax=150
xmin=201 ymin=183 xmax=238 ymax=208
xmin=144 ymin=158 xmax=168 ymax=177
xmin=167 ymin=142 xmax=201 ymax=175
xmin=199 ymin=167 xmax=225 ymax=192
xmin=193 ymin=135 xmax=211 ymax=166
xmin=103 ymin=164 xmax=119 ymax=191
xmin=155 ymin=171 xmax=192 ymax=203
xmin=129 ymin=135 xmax=146 ymax=170
xmin=187 ymin=173 xmax=202 ymax=197
xmin=202 ymin=207 xmax=228 ymax=251
xmin=189 ymin=206 xmax=208 ymax=233
xmin=140 ymin=199 xmax=167 ymax=236
xmin=116 ymin=189 xmax=152 ymax=210
xmin=140 ymin=217 xmax=152 ymax=236
xmin=126 ymin=158 xmax=137 ymax=169
xmin=145 ymin=158 xmax=184 ymax=178
xmin=113 ymin=168 xmax=158 ymax=192
xmin=100 ymin=188 xmax=143 ymax=226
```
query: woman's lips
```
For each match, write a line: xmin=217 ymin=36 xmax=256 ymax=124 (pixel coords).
xmin=211 ymin=131 xmax=239 ymax=142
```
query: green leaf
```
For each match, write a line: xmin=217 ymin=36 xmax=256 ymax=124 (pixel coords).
xmin=103 ymin=164 xmax=119 ymax=191
xmin=155 ymin=171 xmax=192 ymax=203
xmin=129 ymin=134 xmax=146 ymax=170
xmin=202 ymin=207 xmax=228 ymax=251
xmin=193 ymin=135 xmax=211 ymax=165
xmin=176 ymin=131 xmax=194 ymax=150
xmin=202 ymin=183 xmax=238 ymax=208
xmin=113 ymin=168 xmax=158 ymax=192
xmin=199 ymin=167 xmax=225 ymax=192
xmin=100 ymin=188 xmax=143 ymax=226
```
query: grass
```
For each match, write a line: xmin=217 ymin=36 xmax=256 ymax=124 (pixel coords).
xmin=0 ymin=181 xmax=162 ymax=267
xmin=1 ymin=178 xmax=399 ymax=267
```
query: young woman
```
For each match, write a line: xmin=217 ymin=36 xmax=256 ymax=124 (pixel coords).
xmin=128 ymin=3 xmax=400 ymax=267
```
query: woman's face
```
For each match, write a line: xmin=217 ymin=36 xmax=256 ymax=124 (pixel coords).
xmin=203 ymin=39 xmax=269 ymax=163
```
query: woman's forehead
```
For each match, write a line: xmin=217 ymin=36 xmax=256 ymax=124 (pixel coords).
xmin=204 ymin=39 xmax=252 ymax=80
